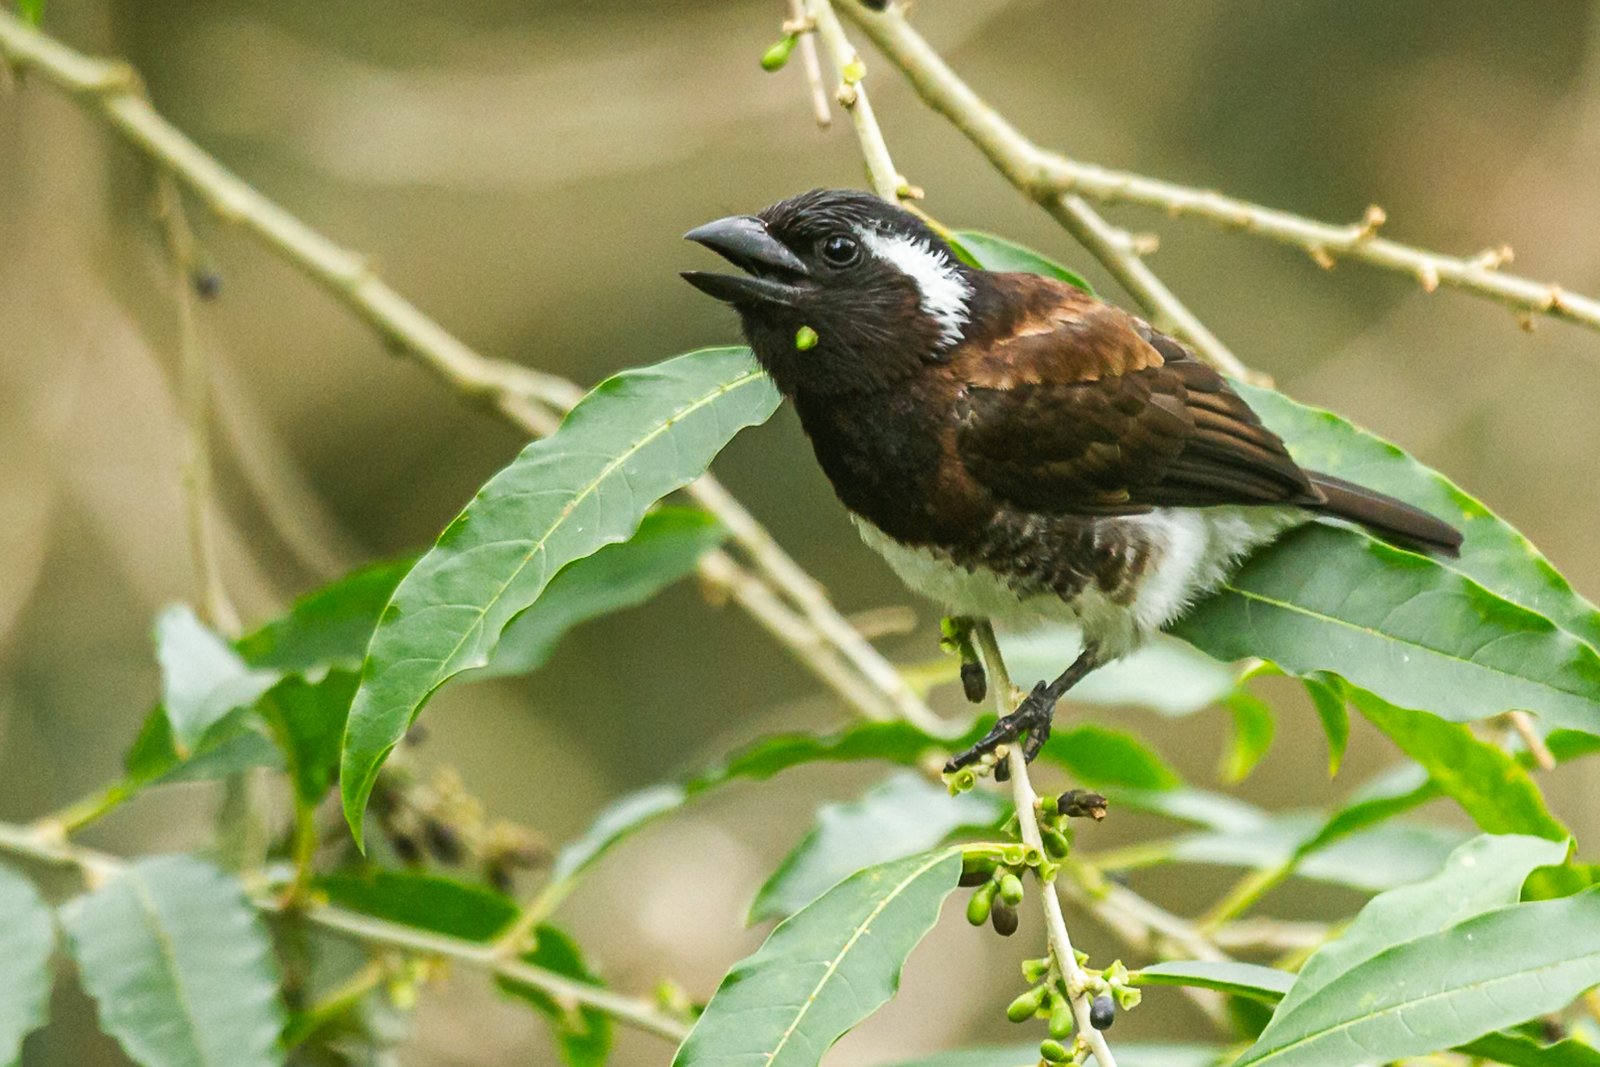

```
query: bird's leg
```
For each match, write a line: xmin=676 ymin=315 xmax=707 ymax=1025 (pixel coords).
xmin=939 ymin=616 xmax=987 ymax=703
xmin=945 ymin=642 xmax=1103 ymax=778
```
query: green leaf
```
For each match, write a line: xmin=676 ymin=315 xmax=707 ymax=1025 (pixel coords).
xmin=0 ymin=865 xmax=54 ymax=1067
xmin=316 ymin=869 xmax=517 ymax=942
xmin=1460 ymin=1030 xmax=1600 ymax=1067
xmin=1275 ymin=833 xmax=1570 ymax=1019
xmin=1351 ymin=687 xmax=1568 ymax=841
xmin=750 ymin=772 xmax=1006 ymax=922
xmin=256 ymin=671 xmax=358 ymax=806
xmin=672 ymin=850 xmax=961 ymax=1067
xmin=1237 ymin=887 xmax=1600 ymax=1067
xmin=1301 ymin=673 xmax=1350 ymax=776
xmin=1235 ymin=382 xmax=1600 ymax=654
xmin=951 ymin=230 xmax=1096 ymax=295
xmin=60 ymin=856 xmax=285 ymax=1067
xmin=1174 ymin=524 xmax=1600 ymax=735
xmin=1220 ymin=690 xmax=1275 ymax=783
xmin=1040 ymin=724 xmax=1184 ymax=791
xmin=884 ymin=1044 xmax=1225 ymax=1067
xmin=17 ymin=0 xmax=41 ymax=26
xmin=341 ymin=347 xmax=780 ymax=844
xmin=236 ymin=557 xmax=413 ymax=678
xmin=1135 ymin=960 xmax=1293 ymax=1002
xmin=474 ymin=507 xmax=726 ymax=679
xmin=1159 ymin=814 xmax=1468 ymax=893
xmin=156 ymin=606 xmax=278 ymax=752
xmin=545 ymin=722 xmax=949 ymax=900
xmin=124 ymin=704 xmax=281 ymax=787
xmin=1289 ymin=763 xmax=1439 ymax=864
xmin=498 ymin=925 xmax=612 ymax=1067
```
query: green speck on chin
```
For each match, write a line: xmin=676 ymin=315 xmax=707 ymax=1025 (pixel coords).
xmin=795 ymin=325 xmax=819 ymax=351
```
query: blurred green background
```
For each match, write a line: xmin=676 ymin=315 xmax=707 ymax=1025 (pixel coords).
xmin=3 ymin=1 xmax=1599 ymax=1063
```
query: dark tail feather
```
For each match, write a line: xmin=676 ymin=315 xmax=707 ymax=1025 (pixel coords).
xmin=1305 ymin=472 xmax=1463 ymax=558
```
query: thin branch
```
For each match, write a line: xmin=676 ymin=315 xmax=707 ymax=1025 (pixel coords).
xmin=809 ymin=0 xmax=906 ymax=202
xmin=0 ymin=820 xmax=690 ymax=1045
xmin=784 ymin=0 xmax=833 ymax=127
xmin=156 ymin=177 xmax=239 ymax=634
xmin=0 ymin=9 xmax=946 ymax=737
xmin=840 ymin=1 xmax=1600 ymax=340
xmin=974 ymin=623 xmax=1117 ymax=1067
xmin=834 ymin=1 xmax=1250 ymax=379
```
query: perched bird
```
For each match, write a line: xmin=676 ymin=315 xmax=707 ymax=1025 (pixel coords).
xmin=682 ymin=189 xmax=1462 ymax=773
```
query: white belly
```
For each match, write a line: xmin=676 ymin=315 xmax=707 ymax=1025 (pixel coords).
xmin=853 ymin=507 xmax=1304 ymax=659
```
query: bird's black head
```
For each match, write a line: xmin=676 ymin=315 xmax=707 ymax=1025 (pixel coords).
xmin=682 ymin=189 xmax=975 ymax=397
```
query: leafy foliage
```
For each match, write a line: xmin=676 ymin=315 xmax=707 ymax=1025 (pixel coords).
xmin=672 ymin=850 xmax=961 ymax=1066
xmin=341 ymin=347 xmax=780 ymax=844
xmin=60 ymin=856 xmax=286 ymax=1067
xmin=0 ymin=865 xmax=54 ymax=1067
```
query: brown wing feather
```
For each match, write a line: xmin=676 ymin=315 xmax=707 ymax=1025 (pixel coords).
xmin=954 ymin=275 xmax=1316 ymax=516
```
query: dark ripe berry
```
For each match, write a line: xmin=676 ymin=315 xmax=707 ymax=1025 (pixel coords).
xmin=423 ymin=819 xmax=465 ymax=864
xmin=990 ymin=902 xmax=1019 ymax=936
xmin=860 ymin=0 xmax=891 ymax=9
xmin=1090 ymin=994 xmax=1116 ymax=1031
xmin=958 ymin=866 xmax=993 ymax=887
xmin=960 ymin=660 xmax=987 ymax=703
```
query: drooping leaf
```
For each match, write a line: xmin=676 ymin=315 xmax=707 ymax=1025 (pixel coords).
xmin=1174 ymin=524 xmax=1600 ymax=735
xmin=236 ymin=557 xmax=413 ymax=678
xmin=1220 ymin=690 xmax=1275 ymax=783
xmin=672 ymin=850 xmax=961 ymax=1067
xmin=155 ymin=606 xmax=278 ymax=753
xmin=342 ymin=347 xmax=780 ymax=844
xmin=1350 ymin=687 xmax=1567 ymax=842
xmin=316 ymin=869 xmax=517 ymax=942
xmin=499 ymin=925 xmax=612 ymax=1067
xmin=474 ymin=507 xmax=726 ymax=680
xmin=1274 ymin=833 xmax=1570 ymax=1019
xmin=257 ymin=671 xmax=359 ymax=806
xmin=0 ymin=866 xmax=54 ymax=1067
xmin=61 ymin=856 xmax=285 ymax=1067
xmin=1134 ymin=960 xmax=1292 ymax=1003
xmin=1235 ymin=382 xmax=1600 ymax=654
xmin=1237 ymin=887 xmax=1600 ymax=1067
xmin=750 ymin=772 xmax=1006 ymax=922
xmin=1301 ymin=673 xmax=1350 ymax=776
xmin=952 ymin=230 xmax=1095 ymax=295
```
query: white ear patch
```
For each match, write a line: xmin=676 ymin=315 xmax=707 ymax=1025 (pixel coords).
xmin=858 ymin=228 xmax=972 ymax=349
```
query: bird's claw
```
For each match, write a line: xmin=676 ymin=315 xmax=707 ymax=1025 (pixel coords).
xmin=944 ymin=681 xmax=1057 ymax=780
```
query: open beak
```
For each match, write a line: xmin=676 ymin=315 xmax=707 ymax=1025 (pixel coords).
xmin=681 ymin=215 xmax=809 ymax=308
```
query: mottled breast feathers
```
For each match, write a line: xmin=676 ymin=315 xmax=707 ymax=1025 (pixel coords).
xmin=950 ymin=274 xmax=1317 ymax=517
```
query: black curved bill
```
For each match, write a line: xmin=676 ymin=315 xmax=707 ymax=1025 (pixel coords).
xmin=682 ymin=215 xmax=808 ymax=308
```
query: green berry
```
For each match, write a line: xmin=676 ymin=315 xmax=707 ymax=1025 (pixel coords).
xmin=1006 ymin=985 xmax=1048 ymax=1023
xmin=1042 ymin=828 xmax=1071 ymax=859
xmin=1048 ymin=995 xmax=1075 ymax=1038
xmin=761 ymin=35 xmax=798 ymax=71
xmin=966 ymin=881 xmax=997 ymax=926
xmin=998 ymin=872 xmax=1025 ymax=906
xmin=1039 ymin=1038 xmax=1070 ymax=1063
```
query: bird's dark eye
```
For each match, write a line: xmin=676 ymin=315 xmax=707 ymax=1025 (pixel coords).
xmin=819 ymin=234 xmax=861 ymax=268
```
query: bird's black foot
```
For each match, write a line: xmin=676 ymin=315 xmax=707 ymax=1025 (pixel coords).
xmin=944 ymin=680 xmax=1059 ymax=777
